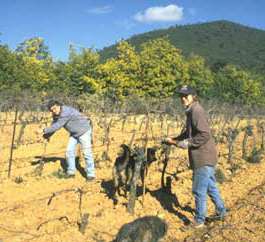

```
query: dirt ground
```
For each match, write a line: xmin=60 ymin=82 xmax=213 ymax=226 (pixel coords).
xmin=0 ymin=114 xmax=265 ymax=242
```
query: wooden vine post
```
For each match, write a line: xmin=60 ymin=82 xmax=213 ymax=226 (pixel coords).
xmin=8 ymin=106 xmax=18 ymax=178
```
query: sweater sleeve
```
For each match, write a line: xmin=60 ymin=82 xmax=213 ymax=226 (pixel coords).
xmin=43 ymin=114 xmax=69 ymax=135
xmin=189 ymin=107 xmax=210 ymax=147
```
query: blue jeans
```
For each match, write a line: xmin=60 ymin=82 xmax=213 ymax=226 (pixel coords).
xmin=65 ymin=128 xmax=95 ymax=177
xmin=192 ymin=166 xmax=226 ymax=224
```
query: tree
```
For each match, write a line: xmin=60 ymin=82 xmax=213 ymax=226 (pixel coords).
xmin=213 ymin=65 xmax=263 ymax=105
xmin=9 ymin=37 xmax=55 ymax=92
xmin=16 ymin=37 xmax=50 ymax=60
xmin=186 ymin=54 xmax=214 ymax=97
xmin=65 ymin=46 xmax=101 ymax=95
xmin=0 ymin=44 xmax=21 ymax=92
xmin=139 ymin=38 xmax=189 ymax=98
xmin=98 ymin=41 xmax=141 ymax=101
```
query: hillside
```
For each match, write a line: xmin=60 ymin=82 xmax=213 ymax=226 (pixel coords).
xmin=100 ymin=20 xmax=265 ymax=74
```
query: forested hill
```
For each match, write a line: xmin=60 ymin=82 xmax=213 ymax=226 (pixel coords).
xmin=100 ymin=20 xmax=265 ymax=74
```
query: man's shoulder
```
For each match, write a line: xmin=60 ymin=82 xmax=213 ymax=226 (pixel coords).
xmin=191 ymin=102 xmax=204 ymax=112
xmin=60 ymin=105 xmax=76 ymax=116
xmin=191 ymin=102 xmax=207 ymax=118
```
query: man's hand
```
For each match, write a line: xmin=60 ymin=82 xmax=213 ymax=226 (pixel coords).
xmin=176 ymin=139 xmax=190 ymax=149
xmin=43 ymin=133 xmax=50 ymax=141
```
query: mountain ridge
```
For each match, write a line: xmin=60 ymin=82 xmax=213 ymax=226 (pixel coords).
xmin=100 ymin=20 xmax=265 ymax=74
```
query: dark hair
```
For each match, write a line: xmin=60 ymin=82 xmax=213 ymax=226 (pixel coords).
xmin=47 ymin=100 xmax=62 ymax=110
xmin=192 ymin=95 xmax=199 ymax=102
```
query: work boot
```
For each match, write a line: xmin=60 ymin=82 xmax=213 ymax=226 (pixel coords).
xmin=62 ymin=173 xmax=75 ymax=179
xmin=206 ymin=210 xmax=228 ymax=222
xmin=180 ymin=221 xmax=205 ymax=231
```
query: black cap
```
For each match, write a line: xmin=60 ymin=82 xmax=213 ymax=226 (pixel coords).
xmin=177 ymin=85 xmax=196 ymax=95
xmin=47 ymin=100 xmax=62 ymax=110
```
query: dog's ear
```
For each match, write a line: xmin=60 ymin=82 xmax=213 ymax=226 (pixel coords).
xmin=118 ymin=144 xmax=131 ymax=157
xmin=121 ymin=144 xmax=131 ymax=151
xmin=147 ymin=148 xmax=157 ymax=163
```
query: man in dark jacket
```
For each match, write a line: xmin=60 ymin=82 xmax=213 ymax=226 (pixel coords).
xmin=165 ymin=86 xmax=226 ymax=228
xmin=42 ymin=100 xmax=95 ymax=181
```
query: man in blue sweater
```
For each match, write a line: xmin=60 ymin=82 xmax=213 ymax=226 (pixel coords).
xmin=43 ymin=100 xmax=96 ymax=181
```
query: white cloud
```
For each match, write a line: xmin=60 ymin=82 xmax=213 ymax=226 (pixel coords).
xmin=86 ymin=5 xmax=112 ymax=14
xmin=134 ymin=4 xmax=183 ymax=23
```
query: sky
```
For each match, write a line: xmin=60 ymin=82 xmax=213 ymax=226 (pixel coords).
xmin=1 ymin=0 xmax=265 ymax=60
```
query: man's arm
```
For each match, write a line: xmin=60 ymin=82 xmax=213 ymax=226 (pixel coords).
xmin=174 ymin=128 xmax=188 ymax=142
xmin=163 ymin=125 xmax=188 ymax=146
xmin=43 ymin=115 xmax=68 ymax=135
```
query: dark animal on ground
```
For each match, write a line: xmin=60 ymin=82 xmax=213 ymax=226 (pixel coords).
xmin=112 ymin=144 xmax=157 ymax=203
xmin=114 ymin=216 xmax=167 ymax=242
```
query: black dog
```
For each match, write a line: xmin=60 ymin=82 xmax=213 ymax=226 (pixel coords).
xmin=114 ymin=216 xmax=167 ymax=242
xmin=112 ymin=144 xmax=157 ymax=204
